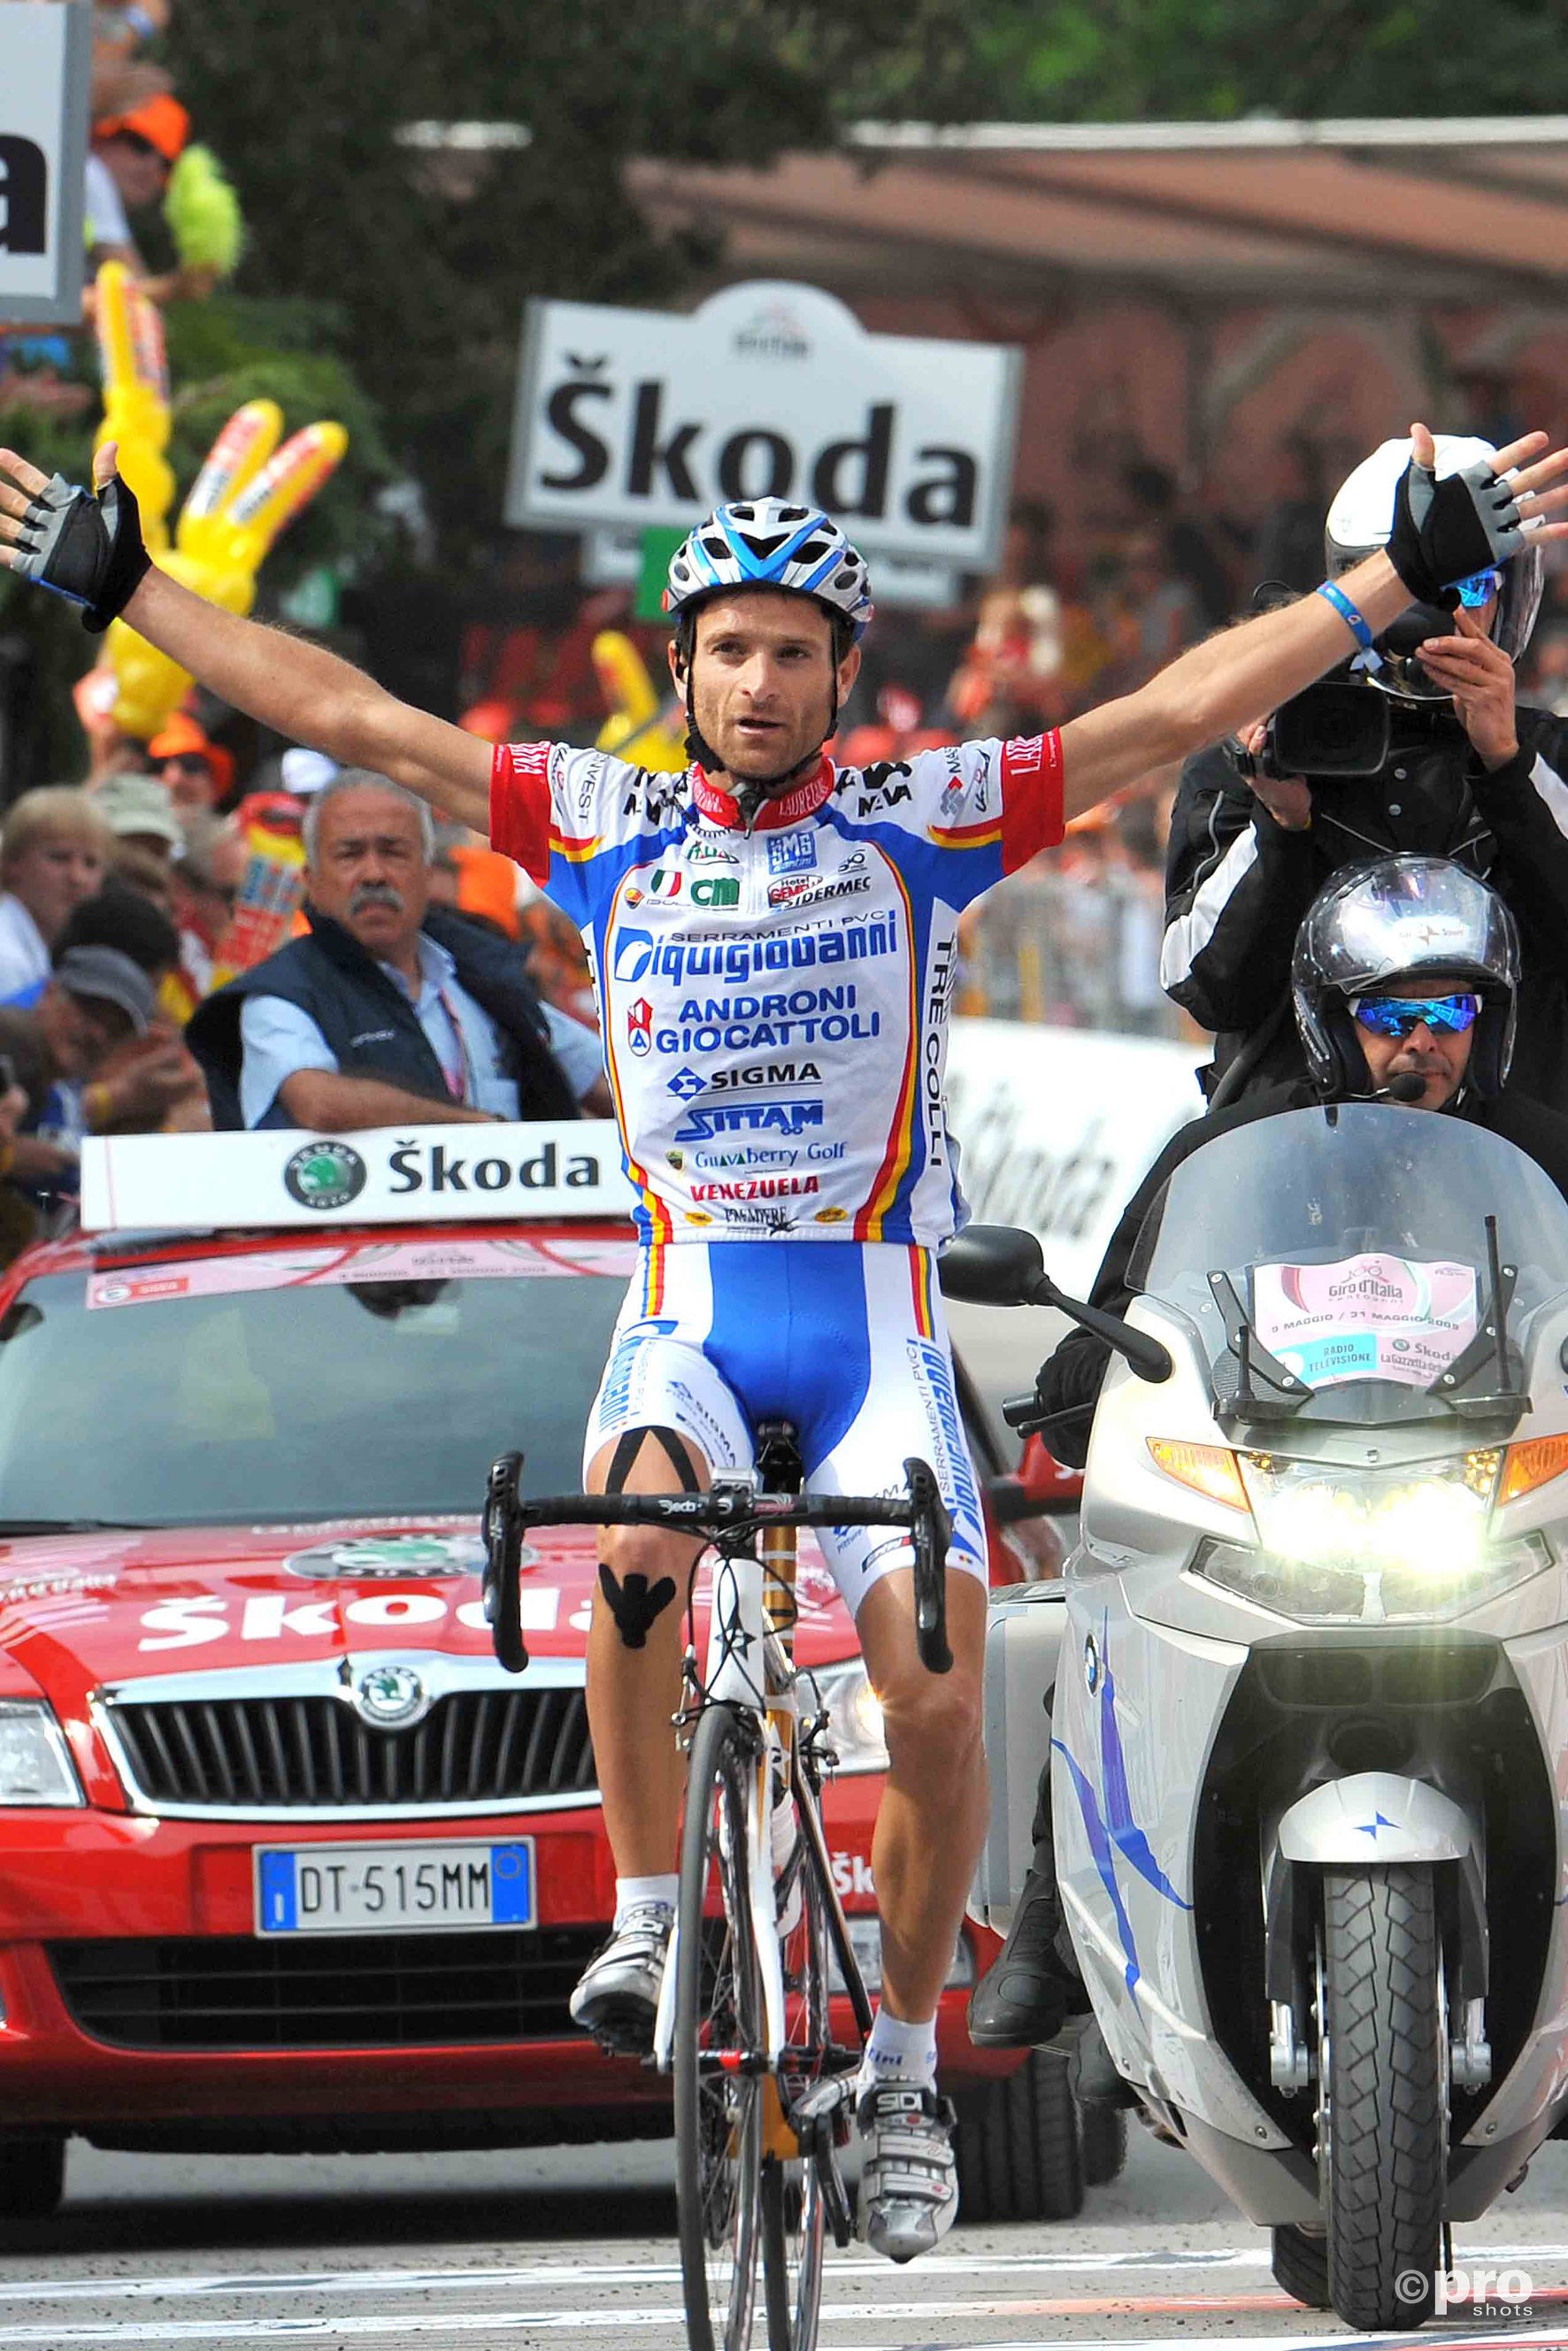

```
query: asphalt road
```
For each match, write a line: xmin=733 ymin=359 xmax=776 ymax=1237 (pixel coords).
xmin=1 ymin=2131 xmax=1564 ymax=2349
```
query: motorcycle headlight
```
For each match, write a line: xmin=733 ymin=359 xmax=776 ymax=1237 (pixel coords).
xmin=1194 ymin=1451 xmax=1551 ymax=1621
xmin=0 ymin=1702 xmax=84 ymax=1806
xmin=812 ymin=1661 xmax=888 ymax=1774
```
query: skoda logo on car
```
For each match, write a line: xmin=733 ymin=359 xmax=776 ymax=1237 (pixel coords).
xmin=352 ymin=1664 xmax=428 ymax=1729
xmin=283 ymin=1140 xmax=368 ymax=1212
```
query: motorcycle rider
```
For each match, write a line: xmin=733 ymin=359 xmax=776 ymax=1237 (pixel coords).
xmin=2 ymin=424 xmax=1566 ymax=2263
xmin=1162 ymin=435 xmax=1568 ymax=1110
xmin=969 ymin=851 xmax=1568 ymax=2049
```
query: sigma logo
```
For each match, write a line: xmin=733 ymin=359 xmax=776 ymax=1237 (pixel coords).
xmin=627 ymin=996 xmax=653 ymax=1056
xmin=710 ymin=1061 xmax=820 ymax=1093
xmin=767 ymin=830 xmax=817 ymax=876
xmin=673 ymin=1098 xmax=825 ymax=1144
xmin=666 ymin=1067 xmax=706 ymax=1101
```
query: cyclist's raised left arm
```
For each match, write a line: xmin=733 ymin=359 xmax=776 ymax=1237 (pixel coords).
xmin=1059 ymin=421 xmax=1568 ymax=824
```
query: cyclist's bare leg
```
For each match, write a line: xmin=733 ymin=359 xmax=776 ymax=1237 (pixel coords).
xmin=583 ymin=1431 xmax=710 ymax=1879
xmin=855 ymin=1568 xmax=988 ymax=2021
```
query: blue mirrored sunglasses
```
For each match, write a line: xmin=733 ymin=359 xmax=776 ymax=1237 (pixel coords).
xmin=1352 ymin=992 xmax=1480 ymax=1040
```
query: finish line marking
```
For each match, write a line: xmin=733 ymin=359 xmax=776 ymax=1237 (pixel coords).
xmin=5 ymin=2242 xmax=1564 ymax=2302
xmin=0 ymin=2303 xmax=1563 ymax=2347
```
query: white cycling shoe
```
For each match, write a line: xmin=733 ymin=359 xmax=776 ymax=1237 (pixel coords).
xmin=856 ymin=2079 xmax=959 ymax=2263
xmin=568 ymin=1902 xmax=672 ymax=2052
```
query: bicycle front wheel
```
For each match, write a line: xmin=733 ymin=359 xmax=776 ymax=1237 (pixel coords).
xmin=761 ymin=1762 xmax=832 ymax=2351
xmin=675 ymin=1702 xmax=766 ymax=2351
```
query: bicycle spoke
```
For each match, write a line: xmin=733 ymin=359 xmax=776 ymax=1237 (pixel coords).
xmin=763 ymin=1757 xmax=834 ymax=2351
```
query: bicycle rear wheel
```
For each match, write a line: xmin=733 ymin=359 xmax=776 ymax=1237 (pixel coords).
xmin=675 ymin=1702 xmax=766 ymax=2351
xmin=761 ymin=1763 xmax=831 ymax=2351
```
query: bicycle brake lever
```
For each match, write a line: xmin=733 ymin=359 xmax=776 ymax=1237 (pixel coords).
xmin=483 ymin=1449 xmax=531 ymax=1676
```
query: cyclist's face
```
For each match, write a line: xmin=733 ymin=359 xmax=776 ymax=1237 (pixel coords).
xmin=673 ymin=593 xmax=860 ymax=784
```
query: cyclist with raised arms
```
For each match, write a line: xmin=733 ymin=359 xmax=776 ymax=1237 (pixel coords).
xmin=3 ymin=425 xmax=1564 ymax=2262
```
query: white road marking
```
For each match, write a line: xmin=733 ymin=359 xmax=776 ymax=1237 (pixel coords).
xmin=0 ymin=2319 xmax=1561 ymax=2351
xmin=4 ymin=2241 xmax=1563 ymax=2302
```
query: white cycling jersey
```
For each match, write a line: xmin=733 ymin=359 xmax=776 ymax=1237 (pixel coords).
xmin=490 ymin=735 xmax=1065 ymax=1245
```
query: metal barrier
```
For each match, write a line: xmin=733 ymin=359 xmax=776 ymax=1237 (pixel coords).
xmin=957 ymin=862 xmax=1187 ymax=1038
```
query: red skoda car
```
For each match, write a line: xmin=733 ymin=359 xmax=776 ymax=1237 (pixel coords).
xmin=0 ymin=1124 xmax=1090 ymax=2219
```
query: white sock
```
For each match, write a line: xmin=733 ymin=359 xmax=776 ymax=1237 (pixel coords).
xmin=860 ymin=2003 xmax=938 ymax=2091
xmin=614 ymin=1873 xmax=678 ymax=1929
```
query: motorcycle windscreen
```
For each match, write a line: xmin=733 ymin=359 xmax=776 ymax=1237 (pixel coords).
xmin=1125 ymin=1102 xmax=1568 ymax=1427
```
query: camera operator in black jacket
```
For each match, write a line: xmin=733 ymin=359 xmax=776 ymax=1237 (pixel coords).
xmin=1163 ymin=434 xmax=1568 ymax=1110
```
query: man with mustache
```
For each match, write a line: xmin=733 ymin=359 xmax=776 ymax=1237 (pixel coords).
xmin=187 ymin=769 xmax=592 ymax=1129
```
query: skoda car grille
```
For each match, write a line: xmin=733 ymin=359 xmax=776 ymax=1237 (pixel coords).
xmin=96 ymin=1659 xmax=596 ymax=1820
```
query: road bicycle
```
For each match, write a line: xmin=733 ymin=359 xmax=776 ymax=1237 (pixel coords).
xmin=483 ymin=1423 xmax=951 ymax=2351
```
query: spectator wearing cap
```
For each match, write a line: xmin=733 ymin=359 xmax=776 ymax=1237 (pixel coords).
xmin=53 ymin=887 xmax=205 ymax=1131
xmin=150 ymin=713 xmax=236 ymax=815
xmin=0 ymin=789 xmax=114 ymax=1005
xmin=188 ymin=771 xmax=601 ymax=1130
xmin=0 ymin=947 xmax=186 ymax=1215
xmin=86 ymin=95 xmax=189 ymax=278
xmin=95 ymin=771 xmax=187 ymax=863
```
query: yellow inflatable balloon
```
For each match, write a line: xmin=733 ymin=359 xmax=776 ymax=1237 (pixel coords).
xmin=93 ymin=261 xmax=174 ymax=553
xmin=88 ymin=260 xmax=350 ymax=741
xmin=592 ymin=630 xmax=687 ymax=772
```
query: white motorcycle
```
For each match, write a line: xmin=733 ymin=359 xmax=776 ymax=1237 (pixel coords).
xmin=953 ymin=1102 xmax=1568 ymax=2332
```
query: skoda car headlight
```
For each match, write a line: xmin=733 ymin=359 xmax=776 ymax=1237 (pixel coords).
xmin=1192 ymin=1451 xmax=1550 ymax=1624
xmin=0 ymin=1702 xmax=84 ymax=1806
xmin=813 ymin=1661 xmax=888 ymax=1773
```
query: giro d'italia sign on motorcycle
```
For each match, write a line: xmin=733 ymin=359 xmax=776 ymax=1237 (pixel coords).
xmin=504 ymin=279 xmax=1023 ymax=580
xmin=0 ymin=0 xmax=91 ymax=326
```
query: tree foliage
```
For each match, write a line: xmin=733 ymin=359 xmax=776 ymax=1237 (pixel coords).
xmin=965 ymin=2 xmax=1568 ymax=123
xmin=161 ymin=2 xmax=980 ymax=550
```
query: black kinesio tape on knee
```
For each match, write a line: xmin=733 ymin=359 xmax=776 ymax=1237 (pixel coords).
xmin=597 ymin=1562 xmax=678 ymax=1648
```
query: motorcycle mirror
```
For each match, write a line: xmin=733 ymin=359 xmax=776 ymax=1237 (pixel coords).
xmin=938 ymin=1225 xmax=1047 ymax=1307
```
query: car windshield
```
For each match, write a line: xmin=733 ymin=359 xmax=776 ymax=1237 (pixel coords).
xmin=0 ymin=1238 xmax=633 ymax=1526
xmin=1126 ymin=1104 xmax=1568 ymax=1430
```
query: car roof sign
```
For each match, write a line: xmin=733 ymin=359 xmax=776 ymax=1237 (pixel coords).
xmin=79 ymin=1121 xmax=637 ymax=1233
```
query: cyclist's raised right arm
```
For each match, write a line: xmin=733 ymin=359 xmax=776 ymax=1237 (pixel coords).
xmin=0 ymin=442 xmax=493 ymax=835
xmin=126 ymin=565 xmax=493 ymax=832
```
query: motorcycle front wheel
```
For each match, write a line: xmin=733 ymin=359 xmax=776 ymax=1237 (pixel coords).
xmin=1319 ymin=1863 xmax=1446 ymax=2331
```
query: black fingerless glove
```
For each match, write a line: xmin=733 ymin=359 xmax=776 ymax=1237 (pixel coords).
xmin=12 ymin=472 xmax=151 ymax=634
xmin=1386 ymin=454 xmax=1527 ymax=608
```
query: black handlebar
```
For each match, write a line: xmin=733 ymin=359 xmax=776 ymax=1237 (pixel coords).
xmin=481 ymin=1451 xmax=951 ymax=1678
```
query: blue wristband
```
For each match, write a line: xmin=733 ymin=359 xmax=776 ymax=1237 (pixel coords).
xmin=1316 ymin=580 xmax=1376 ymax=653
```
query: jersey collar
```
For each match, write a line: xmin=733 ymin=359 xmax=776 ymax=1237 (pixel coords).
xmin=690 ymin=758 xmax=835 ymax=832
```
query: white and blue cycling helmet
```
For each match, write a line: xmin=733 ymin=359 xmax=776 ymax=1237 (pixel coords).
xmin=665 ymin=498 xmax=874 ymax=642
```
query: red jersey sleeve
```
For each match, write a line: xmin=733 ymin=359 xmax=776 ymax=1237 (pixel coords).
xmin=999 ymin=731 xmax=1065 ymax=875
xmin=489 ymin=741 xmax=554 ymax=883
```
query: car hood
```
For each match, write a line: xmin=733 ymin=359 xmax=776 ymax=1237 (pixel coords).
xmin=0 ymin=1517 xmax=859 ymax=1715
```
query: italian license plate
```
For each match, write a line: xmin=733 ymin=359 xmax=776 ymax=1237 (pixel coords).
xmin=254 ymin=1838 xmax=535 ymax=1935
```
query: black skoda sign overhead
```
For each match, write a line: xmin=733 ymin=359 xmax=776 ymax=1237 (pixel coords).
xmin=0 ymin=1 xmax=91 ymax=327
xmin=506 ymin=280 xmax=1023 ymax=574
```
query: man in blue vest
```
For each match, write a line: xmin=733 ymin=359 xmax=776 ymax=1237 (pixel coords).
xmin=188 ymin=769 xmax=596 ymax=1129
